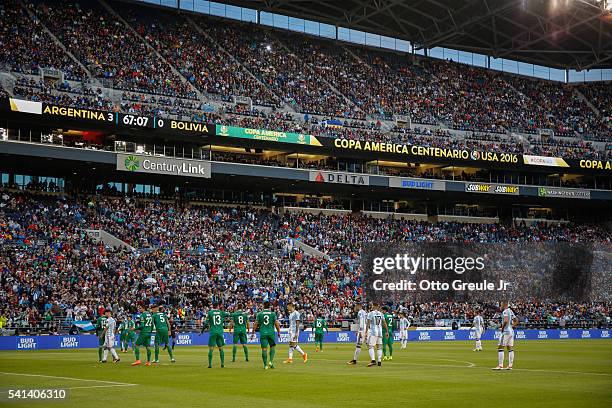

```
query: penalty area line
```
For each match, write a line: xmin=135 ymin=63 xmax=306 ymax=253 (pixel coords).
xmin=0 ymin=371 xmax=138 ymax=386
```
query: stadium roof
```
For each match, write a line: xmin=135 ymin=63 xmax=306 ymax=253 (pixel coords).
xmin=221 ymin=0 xmax=612 ymax=70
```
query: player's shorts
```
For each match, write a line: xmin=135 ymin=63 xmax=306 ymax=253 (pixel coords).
xmin=498 ymin=332 xmax=514 ymax=347
xmin=155 ymin=331 xmax=169 ymax=346
xmin=128 ymin=331 xmax=137 ymax=341
xmin=136 ymin=332 xmax=152 ymax=347
xmin=103 ymin=335 xmax=115 ymax=348
xmin=355 ymin=330 xmax=367 ymax=346
xmin=368 ymin=335 xmax=383 ymax=347
xmin=233 ymin=331 xmax=248 ymax=344
xmin=474 ymin=328 xmax=484 ymax=339
xmin=119 ymin=332 xmax=127 ymax=341
xmin=383 ymin=332 xmax=394 ymax=345
xmin=400 ymin=330 xmax=408 ymax=340
xmin=288 ymin=330 xmax=299 ymax=343
xmin=260 ymin=334 xmax=276 ymax=348
xmin=97 ymin=335 xmax=105 ymax=347
xmin=209 ymin=333 xmax=225 ymax=347
xmin=314 ymin=332 xmax=323 ymax=342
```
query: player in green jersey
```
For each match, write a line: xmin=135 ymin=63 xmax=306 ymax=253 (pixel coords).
xmin=121 ymin=315 xmax=136 ymax=353
xmin=132 ymin=304 xmax=154 ymax=366
xmin=313 ymin=313 xmax=328 ymax=352
xmin=95 ymin=312 xmax=108 ymax=362
xmin=205 ymin=302 xmax=228 ymax=368
xmin=152 ymin=304 xmax=175 ymax=363
xmin=118 ymin=317 xmax=131 ymax=353
xmin=229 ymin=304 xmax=249 ymax=362
xmin=382 ymin=307 xmax=395 ymax=360
xmin=252 ymin=301 xmax=281 ymax=369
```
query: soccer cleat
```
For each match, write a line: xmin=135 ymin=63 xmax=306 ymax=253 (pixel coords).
xmin=347 ymin=360 xmax=357 ymax=365
xmin=367 ymin=360 xmax=377 ymax=367
xmin=131 ymin=360 xmax=141 ymax=366
xmin=171 ymin=359 xmax=176 ymax=363
xmin=113 ymin=358 xmax=120 ymax=363
xmin=268 ymin=362 xmax=275 ymax=369
xmin=221 ymin=365 xmax=224 ymax=368
xmin=102 ymin=360 xmax=107 ymax=363
xmin=315 ymin=347 xmax=319 ymax=353
xmin=145 ymin=361 xmax=151 ymax=366
xmin=377 ymin=362 xmax=382 ymax=366
xmin=505 ymin=365 xmax=513 ymax=370
xmin=492 ymin=365 xmax=504 ymax=370
xmin=264 ymin=366 xmax=269 ymax=370
xmin=303 ymin=353 xmax=308 ymax=363
xmin=208 ymin=365 xmax=212 ymax=369
xmin=283 ymin=359 xmax=293 ymax=364
xmin=473 ymin=348 xmax=479 ymax=352
xmin=153 ymin=360 xmax=159 ymax=364
xmin=389 ymin=356 xmax=393 ymax=360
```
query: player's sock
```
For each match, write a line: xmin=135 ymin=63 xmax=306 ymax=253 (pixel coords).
xmin=388 ymin=343 xmax=393 ymax=357
xmin=220 ymin=349 xmax=225 ymax=366
xmin=508 ymin=349 xmax=514 ymax=366
xmin=243 ymin=345 xmax=249 ymax=360
xmin=154 ymin=345 xmax=159 ymax=361
xmin=382 ymin=343 xmax=387 ymax=357
xmin=134 ymin=346 xmax=140 ymax=360
xmin=261 ymin=349 xmax=268 ymax=367
xmin=208 ymin=349 xmax=213 ymax=367
xmin=295 ymin=345 xmax=305 ymax=356
xmin=377 ymin=348 xmax=383 ymax=363
xmin=167 ymin=345 xmax=174 ymax=360
xmin=353 ymin=346 xmax=361 ymax=361
xmin=319 ymin=342 xmax=323 ymax=351
xmin=146 ymin=348 xmax=151 ymax=362
xmin=232 ymin=345 xmax=237 ymax=361
xmin=98 ymin=347 xmax=103 ymax=361
xmin=288 ymin=346 xmax=294 ymax=360
xmin=498 ymin=349 xmax=504 ymax=366
xmin=110 ymin=348 xmax=119 ymax=360
xmin=368 ymin=347 xmax=375 ymax=361
xmin=269 ymin=346 xmax=275 ymax=363
xmin=103 ymin=348 xmax=109 ymax=362
xmin=476 ymin=340 xmax=482 ymax=349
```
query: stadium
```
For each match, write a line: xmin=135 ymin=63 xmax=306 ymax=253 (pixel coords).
xmin=0 ymin=0 xmax=611 ymax=406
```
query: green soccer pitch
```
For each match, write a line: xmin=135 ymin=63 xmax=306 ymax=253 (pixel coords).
xmin=0 ymin=340 xmax=611 ymax=408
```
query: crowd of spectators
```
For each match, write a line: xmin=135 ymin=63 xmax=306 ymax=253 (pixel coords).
xmin=1 ymin=190 xmax=610 ymax=335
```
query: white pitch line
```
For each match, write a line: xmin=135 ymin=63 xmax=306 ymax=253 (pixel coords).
xmin=0 ymin=371 xmax=137 ymax=386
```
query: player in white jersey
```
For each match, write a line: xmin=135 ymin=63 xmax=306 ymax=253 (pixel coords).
xmin=347 ymin=303 xmax=368 ymax=365
xmin=364 ymin=302 xmax=388 ymax=367
xmin=102 ymin=309 xmax=120 ymax=363
xmin=284 ymin=303 xmax=307 ymax=363
xmin=399 ymin=312 xmax=411 ymax=349
xmin=493 ymin=301 xmax=517 ymax=370
xmin=472 ymin=309 xmax=484 ymax=351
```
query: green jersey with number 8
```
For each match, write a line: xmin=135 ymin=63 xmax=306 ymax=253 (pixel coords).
xmin=231 ymin=311 xmax=248 ymax=333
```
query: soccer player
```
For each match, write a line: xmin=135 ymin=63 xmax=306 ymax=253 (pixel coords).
xmin=472 ymin=308 xmax=485 ymax=351
xmin=347 ymin=303 xmax=367 ymax=365
xmin=132 ymin=304 xmax=154 ymax=366
xmin=95 ymin=309 xmax=108 ymax=362
xmin=230 ymin=304 xmax=249 ymax=362
xmin=399 ymin=312 xmax=411 ymax=350
xmin=382 ymin=306 xmax=395 ymax=360
xmin=493 ymin=301 xmax=518 ymax=370
xmin=118 ymin=318 xmax=128 ymax=353
xmin=313 ymin=313 xmax=328 ymax=352
xmin=284 ymin=302 xmax=307 ymax=364
xmin=101 ymin=309 xmax=120 ymax=363
xmin=205 ymin=302 xmax=228 ymax=368
xmin=364 ymin=302 xmax=388 ymax=367
xmin=252 ymin=301 xmax=281 ymax=369
xmin=123 ymin=314 xmax=136 ymax=353
xmin=152 ymin=304 xmax=175 ymax=363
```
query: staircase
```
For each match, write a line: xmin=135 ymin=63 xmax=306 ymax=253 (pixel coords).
xmin=84 ymin=229 xmax=136 ymax=252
